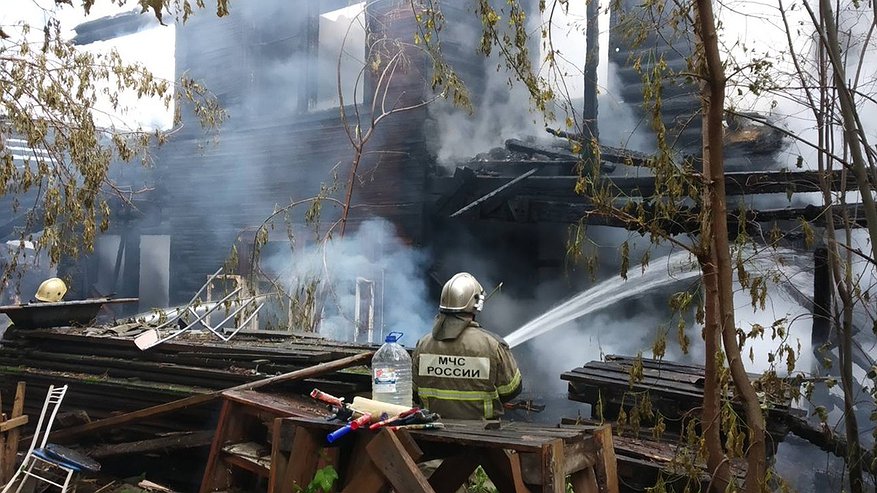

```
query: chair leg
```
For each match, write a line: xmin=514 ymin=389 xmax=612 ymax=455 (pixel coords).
xmin=14 ymin=461 xmax=36 ymax=493
xmin=61 ymin=469 xmax=73 ymax=493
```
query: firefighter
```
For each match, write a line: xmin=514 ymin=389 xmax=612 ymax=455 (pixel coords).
xmin=412 ymin=272 xmax=522 ymax=420
xmin=34 ymin=277 xmax=67 ymax=303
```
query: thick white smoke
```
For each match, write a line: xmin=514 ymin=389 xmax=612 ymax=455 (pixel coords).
xmin=261 ymin=218 xmax=434 ymax=346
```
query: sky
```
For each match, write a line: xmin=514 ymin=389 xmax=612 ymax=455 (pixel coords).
xmin=1 ymin=0 xmax=175 ymax=130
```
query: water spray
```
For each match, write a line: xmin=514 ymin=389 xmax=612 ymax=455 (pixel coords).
xmin=504 ymin=247 xmax=806 ymax=349
xmin=505 ymin=251 xmax=701 ymax=348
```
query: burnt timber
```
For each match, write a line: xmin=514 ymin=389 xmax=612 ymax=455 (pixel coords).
xmin=561 ymin=355 xmax=802 ymax=454
xmin=559 ymin=417 xmax=745 ymax=491
xmin=0 ymin=326 xmax=373 ymax=440
xmin=433 ymin=168 xmax=862 ymax=231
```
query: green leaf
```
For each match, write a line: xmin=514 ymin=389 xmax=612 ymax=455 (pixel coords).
xmin=313 ymin=466 xmax=338 ymax=492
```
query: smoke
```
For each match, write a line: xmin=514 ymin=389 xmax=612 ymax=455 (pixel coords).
xmin=719 ymin=0 xmax=877 ymax=172
xmin=425 ymin=12 xmax=547 ymax=169
xmin=260 ymin=218 xmax=433 ymax=344
xmin=70 ymin=9 xmax=159 ymax=46
xmin=427 ymin=1 xmax=656 ymax=170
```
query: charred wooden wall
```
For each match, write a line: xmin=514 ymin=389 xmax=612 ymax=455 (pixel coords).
xmin=609 ymin=0 xmax=700 ymax=153
xmin=155 ymin=1 xmax=436 ymax=302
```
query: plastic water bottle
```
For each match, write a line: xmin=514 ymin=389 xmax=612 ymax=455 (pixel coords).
xmin=371 ymin=331 xmax=412 ymax=407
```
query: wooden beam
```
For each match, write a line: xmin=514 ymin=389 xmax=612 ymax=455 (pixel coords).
xmin=481 ymin=449 xmax=531 ymax=493
xmin=0 ymin=416 xmax=27 ymax=433
xmin=427 ymin=453 xmax=479 ymax=493
xmin=365 ymin=429 xmax=434 ymax=493
xmin=450 ymin=169 xmax=538 ymax=218
xmin=199 ymin=400 xmax=236 ymax=493
xmin=433 ymin=166 xmax=477 ymax=217
xmin=340 ymin=434 xmax=390 ymax=493
xmin=85 ymin=430 xmax=214 ymax=458
xmin=786 ymin=414 xmax=877 ymax=475
xmin=544 ymin=128 xmax=653 ymax=167
xmin=278 ymin=427 xmax=324 ymax=493
xmin=393 ymin=428 xmax=425 ymax=463
xmin=0 ymin=381 xmax=23 ymax=484
xmin=50 ymin=351 xmax=374 ymax=442
xmin=593 ymin=426 xmax=619 ymax=493
xmin=486 ymin=198 xmax=867 ymax=230
xmin=569 ymin=467 xmax=599 ymax=493
xmin=463 ymin=170 xmax=857 ymax=200
xmin=269 ymin=418 xmax=288 ymax=493
xmin=543 ymin=440 xmax=566 ymax=493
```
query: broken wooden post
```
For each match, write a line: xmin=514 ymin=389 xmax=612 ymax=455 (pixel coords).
xmin=812 ymin=246 xmax=831 ymax=347
xmin=0 ymin=381 xmax=25 ymax=484
xmin=50 ymin=351 xmax=375 ymax=442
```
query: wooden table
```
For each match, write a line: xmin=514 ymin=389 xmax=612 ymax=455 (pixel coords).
xmin=199 ymin=390 xmax=325 ymax=493
xmin=269 ymin=416 xmax=619 ymax=493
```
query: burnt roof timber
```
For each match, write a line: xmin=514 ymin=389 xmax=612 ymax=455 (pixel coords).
xmin=450 ymin=168 xmax=538 ymax=218
xmin=543 ymin=129 xmax=655 ymax=166
xmin=458 ymin=169 xmax=855 ymax=200
xmin=477 ymin=199 xmax=867 ymax=232
xmin=71 ymin=10 xmax=156 ymax=45
xmin=504 ymin=139 xmax=618 ymax=172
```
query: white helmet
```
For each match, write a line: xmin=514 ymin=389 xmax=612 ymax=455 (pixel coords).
xmin=439 ymin=272 xmax=485 ymax=313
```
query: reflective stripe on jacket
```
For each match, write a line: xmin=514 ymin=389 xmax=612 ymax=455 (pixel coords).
xmin=413 ymin=320 xmax=522 ymax=420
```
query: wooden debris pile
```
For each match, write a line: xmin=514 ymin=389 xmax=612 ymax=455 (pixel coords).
xmin=560 ymin=417 xmax=746 ymax=491
xmin=0 ymin=325 xmax=374 ymax=440
xmin=561 ymin=354 xmax=801 ymax=451
xmin=0 ymin=345 xmax=374 ymax=492
xmin=560 ymin=355 xmax=819 ymax=489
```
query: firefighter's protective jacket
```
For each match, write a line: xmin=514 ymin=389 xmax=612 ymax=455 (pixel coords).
xmin=412 ymin=315 xmax=522 ymax=420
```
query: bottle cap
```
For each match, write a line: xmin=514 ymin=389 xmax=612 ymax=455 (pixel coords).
xmin=385 ymin=331 xmax=403 ymax=343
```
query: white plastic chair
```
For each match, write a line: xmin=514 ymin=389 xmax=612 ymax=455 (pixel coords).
xmin=1 ymin=384 xmax=76 ymax=493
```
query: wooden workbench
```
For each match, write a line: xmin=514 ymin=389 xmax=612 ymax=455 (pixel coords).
xmin=199 ymin=390 xmax=327 ymax=493
xmin=269 ymin=416 xmax=619 ymax=493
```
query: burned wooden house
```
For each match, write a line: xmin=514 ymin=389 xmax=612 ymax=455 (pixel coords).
xmin=1 ymin=0 xmax=823 ymax=337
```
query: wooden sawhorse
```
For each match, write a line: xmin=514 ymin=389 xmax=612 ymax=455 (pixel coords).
xmin=269 ymin=416 xmax=619 ymax=493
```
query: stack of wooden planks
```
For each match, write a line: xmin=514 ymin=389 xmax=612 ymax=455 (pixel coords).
xmin=560 ymin=417 xmax=746 ymax=491
xmin=0 ymin=326 xmax=374 ymax=440
xmin=561 ymin=355 xmax=801 ymax=453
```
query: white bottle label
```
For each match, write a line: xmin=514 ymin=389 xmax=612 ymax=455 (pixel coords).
xmin=373 ymin=368 xmax=398 ymax=393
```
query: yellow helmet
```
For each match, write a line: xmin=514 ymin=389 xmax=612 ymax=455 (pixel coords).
xmin=35 ymin=278 xmax=67 ymax=303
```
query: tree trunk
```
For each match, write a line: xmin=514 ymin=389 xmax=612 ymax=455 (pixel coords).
xmin=813 ymin=1 xmax=869 ymax=489
xmin=816 ymin=0 xmax=877 ymax=261
xmin=838 ymin=254 xmax=864 ymax=493
xmin=701 ymin=255 xmax=731 ymax=492
xmin=693 ymin=0 xmax=767 ymax=490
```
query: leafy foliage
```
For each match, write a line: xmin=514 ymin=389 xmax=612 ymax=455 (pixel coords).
xmin=0 ymin=0 xmax=224 ymax=279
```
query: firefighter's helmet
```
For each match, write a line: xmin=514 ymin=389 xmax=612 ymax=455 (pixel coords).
xmin=35 ymin=278 xmax=67 ymax=303
xmin=439 ymin=272 xmax=485 ymax=313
